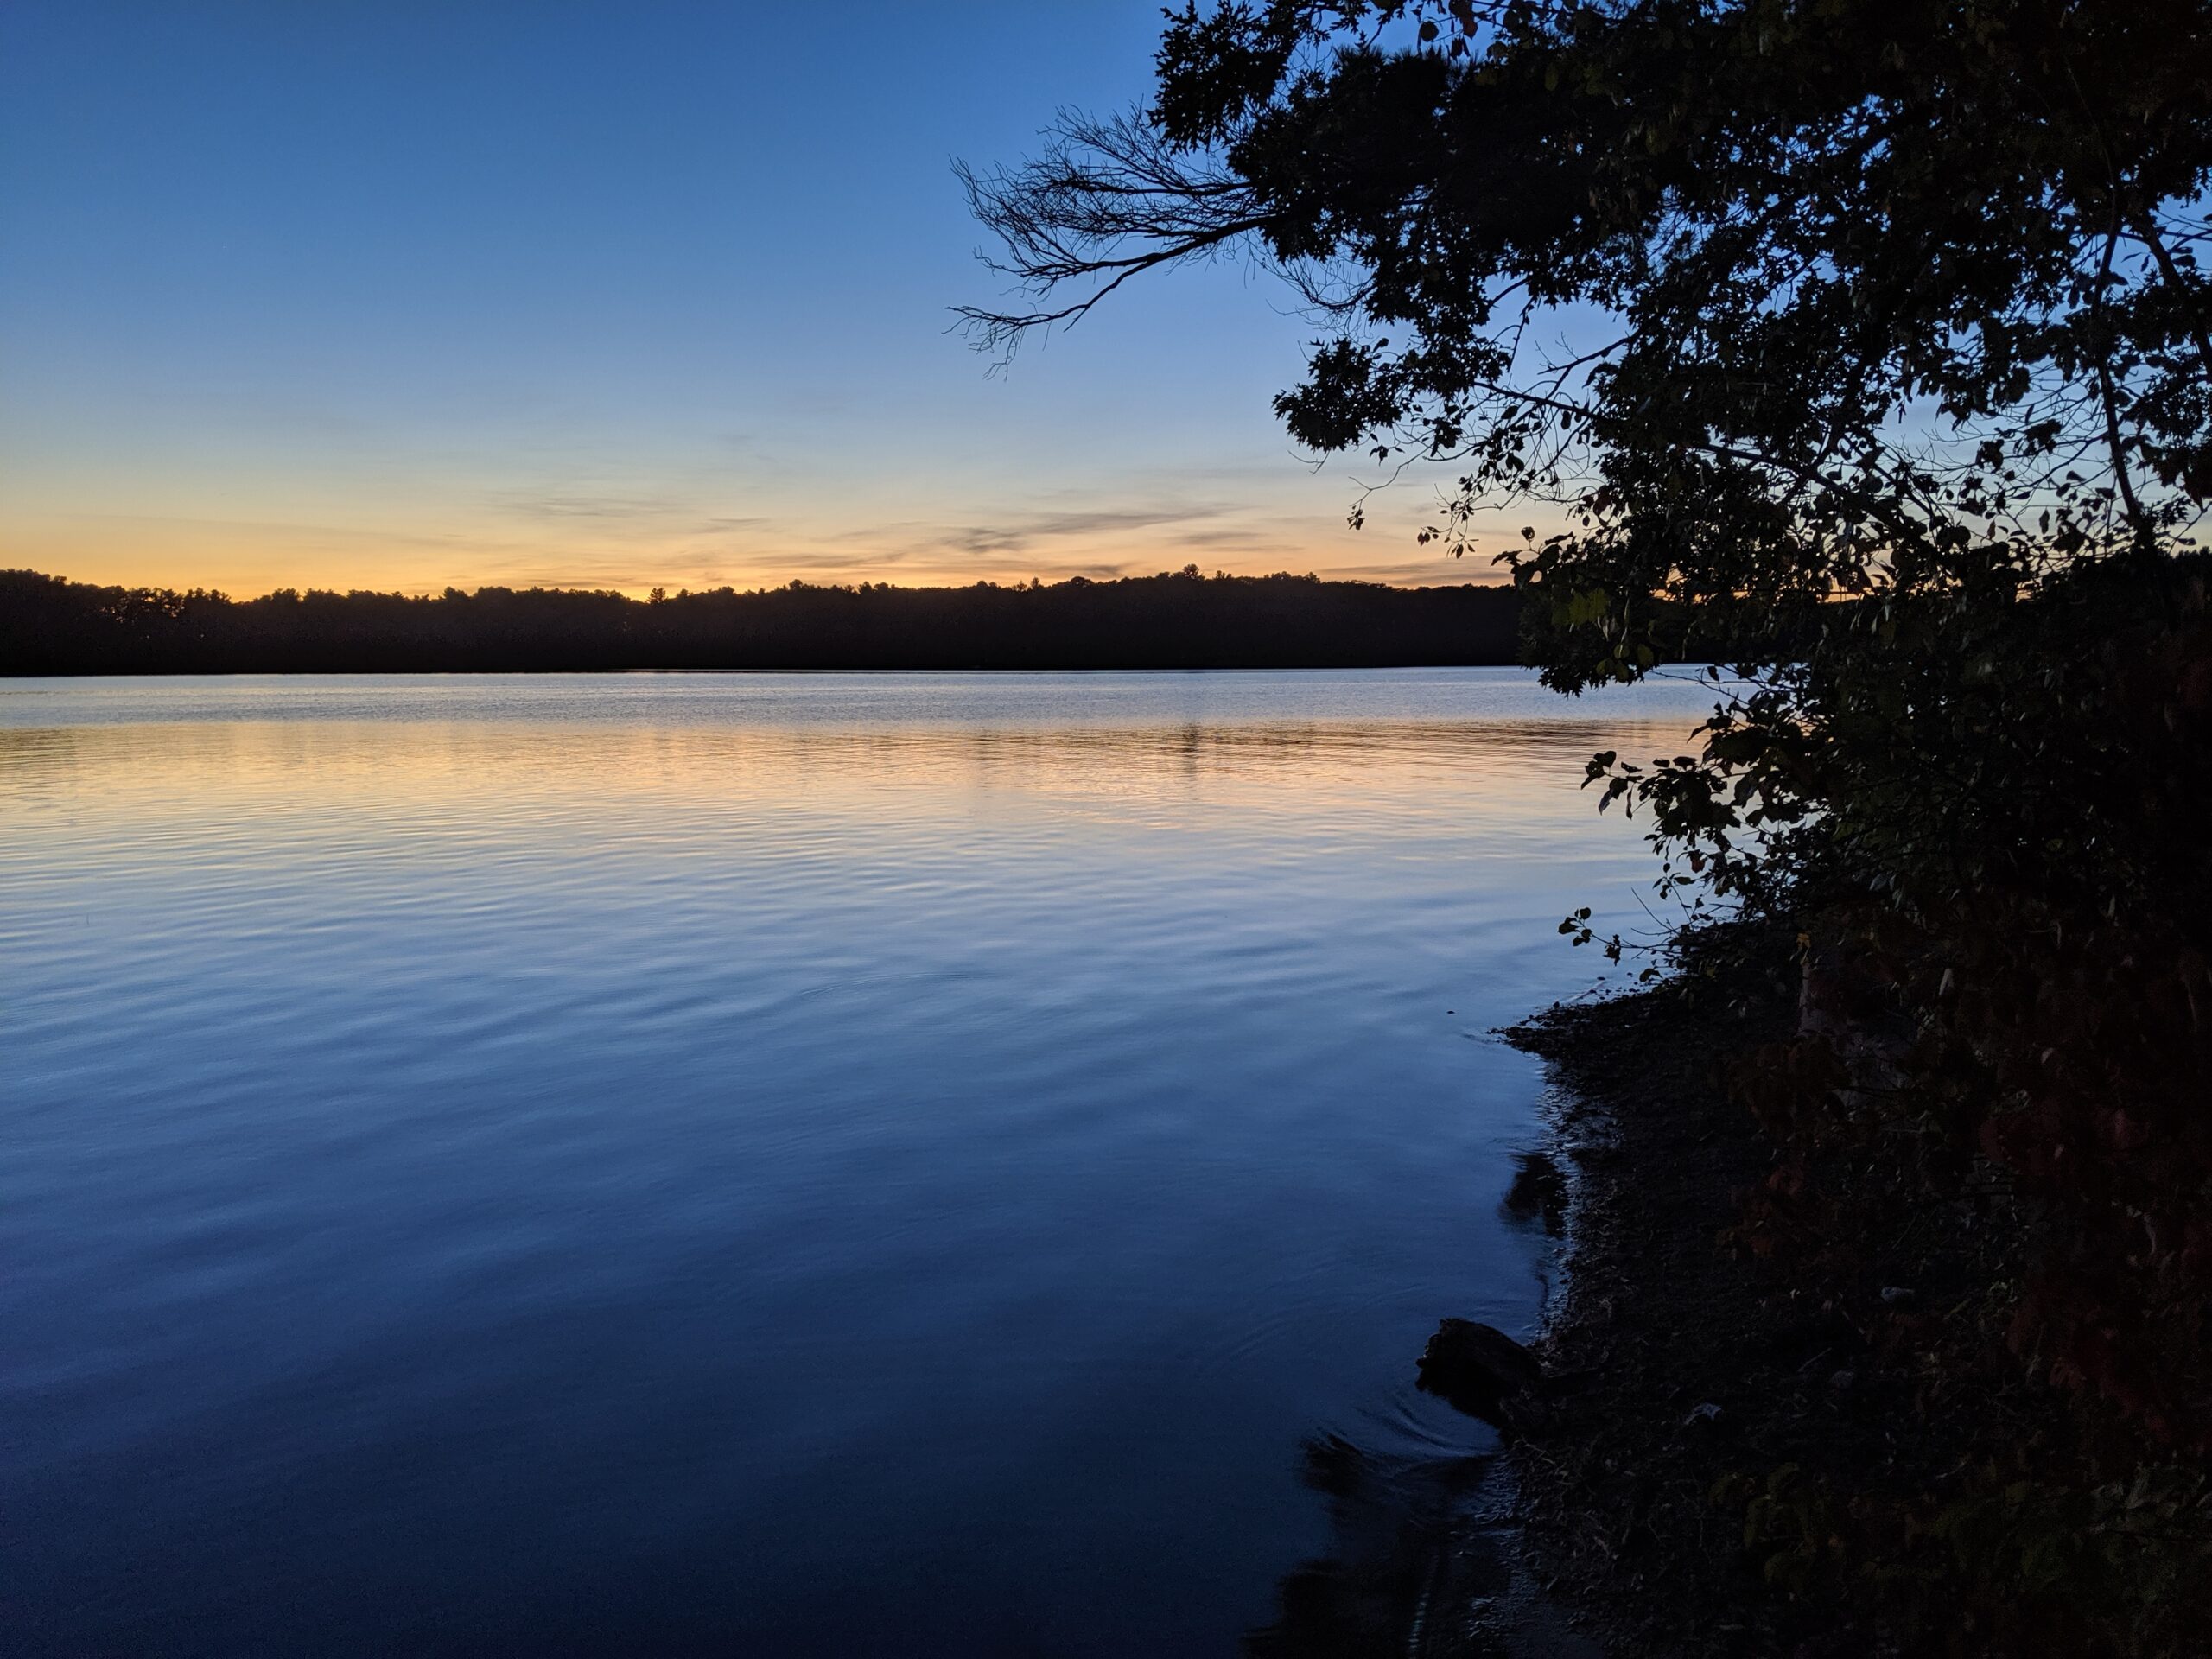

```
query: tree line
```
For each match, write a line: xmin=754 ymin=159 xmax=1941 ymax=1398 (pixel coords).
xmin=0 ymin=567 xmax=1522 ymax=674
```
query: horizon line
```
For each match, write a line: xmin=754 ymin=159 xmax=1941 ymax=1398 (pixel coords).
xmin=9 ymin=565 xmax=1517 ymax=605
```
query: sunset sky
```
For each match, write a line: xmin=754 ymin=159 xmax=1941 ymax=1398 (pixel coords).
xmin=0 ymin=2 xmax=1507 ymax=598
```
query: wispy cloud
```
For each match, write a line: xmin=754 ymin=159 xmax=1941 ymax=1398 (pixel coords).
xmin=1170 ymin=526 xmax=1277 ymax=552
xmin=496 ymin=492 xmax=690 ymax=523
xmin=1308 ymin=554 xmax=1510 ymax=586
xmin=930 ymin=500 xmax=1233 ymax=556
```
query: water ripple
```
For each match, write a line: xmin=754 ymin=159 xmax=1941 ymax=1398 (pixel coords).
xmin=0 ymin=669 xmax=1712 ymax=1657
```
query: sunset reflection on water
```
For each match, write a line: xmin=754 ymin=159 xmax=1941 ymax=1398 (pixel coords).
xmin=2 ymin=669 xmax=1711 ymax=1657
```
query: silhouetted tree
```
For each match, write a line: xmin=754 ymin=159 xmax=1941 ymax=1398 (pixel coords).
xmin=964 ymin=5 xmax=2212 ymax=1645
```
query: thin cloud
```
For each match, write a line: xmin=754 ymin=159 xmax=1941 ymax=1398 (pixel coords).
xmin=1171 ymin=527 xmax=1277 ymax=551
xmin=497 ymin=493 xmax=688 ymax=523
xmin=1307 ymin=555 xmax=1512 ymax=587
xmin=936 ymin=501 xmax=1232 ymax=556
xmin=824 ymin=499 xmax=1239 ymax=561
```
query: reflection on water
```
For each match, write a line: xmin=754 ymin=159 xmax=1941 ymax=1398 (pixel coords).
xmin=0 ymin=670 xmax=1710 ymax=1657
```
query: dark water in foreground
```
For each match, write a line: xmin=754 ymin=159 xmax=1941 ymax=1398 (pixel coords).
xmin=1 ymin=670 xmax=1711 ymax=1656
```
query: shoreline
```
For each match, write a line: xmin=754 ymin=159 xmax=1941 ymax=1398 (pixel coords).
xmin=1498 ymin=986 xmax=1793 ymax=1656
xmin=1491 ymin=969 xmax=2212 ymax=1657
xmin=1244 ymin=980 xmax=1786 ymax=1658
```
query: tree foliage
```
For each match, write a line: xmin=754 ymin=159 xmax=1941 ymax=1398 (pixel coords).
xmin=966 ymin=3 xmax=2212 ymax=620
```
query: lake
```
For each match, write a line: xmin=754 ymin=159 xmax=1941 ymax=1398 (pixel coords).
xmin=1 ymin=669 xmax=1713 ymax=1656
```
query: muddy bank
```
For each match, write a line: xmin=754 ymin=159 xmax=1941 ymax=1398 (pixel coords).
xmin=1493 ymin=974 xmax=2212 ymax=1658
xmin=1499 ymin=986 xmax=1796 ymax=1656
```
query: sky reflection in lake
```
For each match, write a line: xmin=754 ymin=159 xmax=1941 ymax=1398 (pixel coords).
xmin=1 ymin=669 xmax=1713 ymax=1656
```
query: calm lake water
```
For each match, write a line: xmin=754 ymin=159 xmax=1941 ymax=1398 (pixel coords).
xmin=2 ymin=669 xmax=1713 ymax=1656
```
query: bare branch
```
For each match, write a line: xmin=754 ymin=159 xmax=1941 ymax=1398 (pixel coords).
xmin=953 ymin=110 xmax=1277 ymax=359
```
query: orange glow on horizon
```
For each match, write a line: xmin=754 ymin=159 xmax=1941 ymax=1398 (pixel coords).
xmin=3 ymin=518 xmax=1519 ymax=600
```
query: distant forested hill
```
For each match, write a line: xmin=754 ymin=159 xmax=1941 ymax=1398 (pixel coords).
xmin=1 ymin=569 xmax=1522 ymax=673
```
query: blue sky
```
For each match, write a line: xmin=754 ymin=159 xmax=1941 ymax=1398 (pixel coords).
xmin=0 ymin=2 xmax=1497 ymax=594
